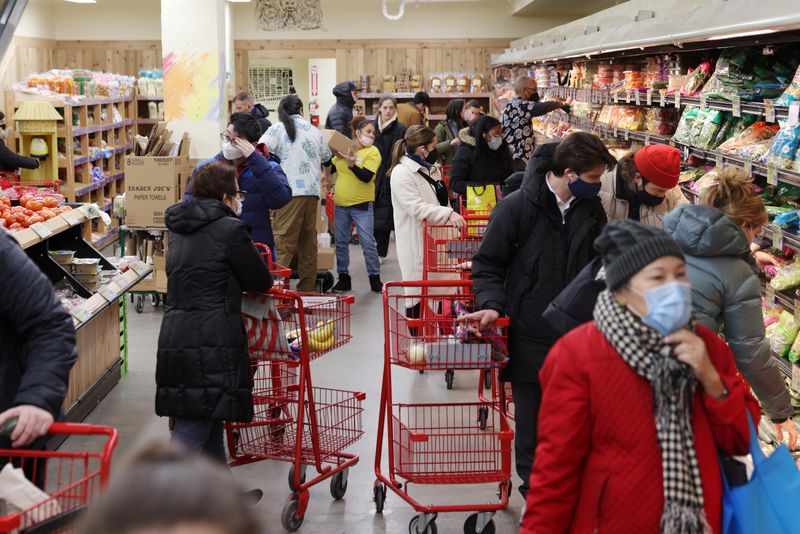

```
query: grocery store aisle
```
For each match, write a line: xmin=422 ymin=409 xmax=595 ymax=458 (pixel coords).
xmin=66 ymin=241 xmax=522 ymax=533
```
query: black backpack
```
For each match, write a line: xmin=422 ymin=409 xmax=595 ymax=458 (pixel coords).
xmin=542 ymin=257 xmax=606 ymax=338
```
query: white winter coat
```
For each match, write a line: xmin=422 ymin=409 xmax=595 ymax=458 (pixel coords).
xmin=391 ymin=156 xmax=458 ymax=298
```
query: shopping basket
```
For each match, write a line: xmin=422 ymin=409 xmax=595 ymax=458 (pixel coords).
xmin=0 ymin=422 xmax=118 ymax=534
xmin=229 ymin=288 xmax=363 ymax=532
xmin=375 ymin=280 xmax=514 ymax=534
xmin=254 ymin=242 xmax=292 ymax=290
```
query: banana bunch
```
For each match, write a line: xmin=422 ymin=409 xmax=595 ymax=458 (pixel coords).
xmin=286 ymin=321 xmax=336 ymax=352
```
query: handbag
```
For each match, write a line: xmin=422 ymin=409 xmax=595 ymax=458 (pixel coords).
xmin=721 ymin=413 xmax=800 ymax=533
xmin=465 ymin=184 xmax=497 ymax=214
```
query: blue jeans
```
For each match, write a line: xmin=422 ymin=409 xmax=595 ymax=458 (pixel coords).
xmin=334 ymin=203 xmax=380 ymax=277
xmin=171 ymin=418 xmax=226 ymax=464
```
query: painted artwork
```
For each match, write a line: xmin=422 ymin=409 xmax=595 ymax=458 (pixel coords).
xmin=256 ymin=0 xmax=324 ymax=31
xmin=162 ymin=52 xmax=225 ymax=122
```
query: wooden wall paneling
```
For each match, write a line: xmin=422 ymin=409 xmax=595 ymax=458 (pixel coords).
xmin=375 ymin=48 xmax=387 ymax=81
xmin=364 ymin=47 xmax=378 ymax=83
xmin=335 ymin=48 xmax=348 ymax=82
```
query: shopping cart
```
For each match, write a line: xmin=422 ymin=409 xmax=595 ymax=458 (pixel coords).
xmin=254 ymin=243 xmax=293 ymax=290
xmin=0 ymin=422 xmax=118 ymax=533
xmin=228 ymin=288 xmax=363 ymax=532
xmin=422 ymin=218 xmax=489 ymax=281
xmin=374 ymin=280 xmax=513 ymax=534
xmin=478 ymin=369 xmax=515 ymax=421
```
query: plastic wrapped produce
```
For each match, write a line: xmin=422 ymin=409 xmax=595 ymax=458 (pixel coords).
xmin=717 ymin=121 xmax=780 ymax=159
xmin=776 ymin=63 xmax=800 ymax=105
xmin=616 ymin=106 xmax=646 ymax=131
xmin=764 ymin=120 xmax=800 ymax=169
xmin=696 ymin=110 xmax=726 ymax=149
xmin=789 ymin=330 xmax=800 ymax=363
xmin=673 ymin=107 xmax=700 ymax=144
xmin=771 ymin=262 xmax=800 ymax=291
xmin=680 ymin=61 xmax=714 ymax=96
xmin=702 ymin=48 xmax=791 ymax=102
xmin=690 ymin=167 xmax=721 ymax=196
xmin=769 ymin=310 xmax=800 ymax=357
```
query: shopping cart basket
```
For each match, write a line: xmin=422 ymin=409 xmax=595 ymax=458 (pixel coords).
xmin=478 ymin=369 xmax=515 ymax=421
xmin=422 ymin=218 xmax=489 ymax=280
xmin=254 ymin=242 xmax=293 ymax=290
xmin=0 ymin=422 xmax=118 ymax=534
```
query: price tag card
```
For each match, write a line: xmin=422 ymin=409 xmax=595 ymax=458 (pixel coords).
xmin=29 ymin=222 xmax=52 ymax=239
xmin=131 ymin=261 xmax=150 ymax=276
xmin=613 ymin=92 xmax=619 ymax=103
xmin=732 ymin=95 xmax=742 ymax=118
xmin=669 ymin=139 xmax=677 ymax=148
xmin=112 ymin=274 xmax=128 ymax=288
xmin=613 ymin=127 xmax=619 ymax=138
xmin=700 ymin=93 xmax=707 ymax=111
xmin=764 ymin=99 xmax=776 ymax=123
xmin=744 ymin=159 xmax=753 ymax=176
xmin=634 ymin=91 xmax=641 ymax=105
xmin=772 ymin=224 xmax=784 ymax=250
xmin=659 ymin=90 xmax=666 ymax=107
xmin=61 ymin=209 xmax=85 ymax=226
xmin=73 ymin=306 xmax=94 ymax=323
xmin=624 ymin=129 xmax=630 ymax=140
xmin=97 ymin=284 xmax=118 ymax=302
xmin=646 ymin=90 xmax=653 ymax=106
xmin=624 ymin=90 xmax=630 ymax=103
xmin=682 ymin=145 xmax=690 ymax=160
xmin=789 ymin=102 xmax=800 ymax=127
xmin=674 ymin=91 xmax=681 ymax=108
xmin=792 ymin=364 xmax=800 ymax=393
xmin=766 ymin=285 xmax=776 ymax=306
xmin=644 ymin=132 xmax=651 ymax=145
xmin=767 ymin=164 xmax=778 ymax=187
xmin=715 ymin=152 xmax=723 ymax=167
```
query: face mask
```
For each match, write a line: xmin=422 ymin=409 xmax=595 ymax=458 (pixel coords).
xmin=359 ymin=135 xmax=374 ymax=147
xmin=567 ymin=174 xmax=601 ymax=199
xmin=487 ymin=136 xmax=503 ymax=151
xmin=233 ymin=197 xmax=243 ymax=216
xmin=634 ymin=186 xmax=665 ymax=207
xmin=632 ymin=281 xmax=693 ymax=336
xmin=529 ymin=92 xmax=540 ymax=102
xmin=222 ymin=140 xmax=244 ymax=161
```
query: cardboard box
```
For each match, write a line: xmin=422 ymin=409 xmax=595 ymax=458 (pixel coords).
xmin=321 ymin=129 xmax=358 ymax=156
xmin=317 ymin=246 xmax=335 ymax=270
xmin=155 ymin=269 xmax=168 ymax=293
xmin=124 ymin=156 xmax=187 ymax=227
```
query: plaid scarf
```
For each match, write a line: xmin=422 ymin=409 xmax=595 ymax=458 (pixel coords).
xmin=593 ymin=289 xmax=710 ymax=534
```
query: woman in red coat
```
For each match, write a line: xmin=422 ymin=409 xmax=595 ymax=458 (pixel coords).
xmin=522 ymin=219 xmax=759 ymax=534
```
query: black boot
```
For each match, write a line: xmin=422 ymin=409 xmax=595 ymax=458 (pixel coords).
xmin=332 ymin=273 xmax=352 ymax=292
xmin=369 ymin=275 xmax=383 ymax=293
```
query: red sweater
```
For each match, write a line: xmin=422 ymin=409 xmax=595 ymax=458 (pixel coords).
xmin=522 ymin=322 xmax=760 ymax=534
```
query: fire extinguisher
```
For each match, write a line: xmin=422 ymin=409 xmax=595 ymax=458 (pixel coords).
xmin=309 ymin=99 xmax=320 ymax=126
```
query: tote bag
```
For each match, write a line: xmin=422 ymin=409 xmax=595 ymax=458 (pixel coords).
xmin=721 ymin=413 xmax=800 ymax=533
xmin=465 ymin=185 xmax=497 ymax=236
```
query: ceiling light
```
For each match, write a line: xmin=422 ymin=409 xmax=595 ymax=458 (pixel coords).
xmin=707 ymin=29 xmax=777 ymax=41
xmin=65 ymin=0 xmax=97 ymax=3
xmin=227 ymin=0 xmax=252 ymax=2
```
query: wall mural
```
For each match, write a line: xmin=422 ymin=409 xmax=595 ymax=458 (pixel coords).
xmin=256 ymin=0 xmax=324 ymax=32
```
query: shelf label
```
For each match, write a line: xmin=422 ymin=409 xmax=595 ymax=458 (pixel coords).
xmin=715 ymin=152 xmax=723 ymax=167
xmin=112 ymin=274 xmax=128 ymax=288
xmin=624 ymin=129 xmax=629 ymax=140
xmin=766 ymin=285 xmax=776 ymax=306
xmin=674 ymin=91 xmax=681 ymax=108
xmin=97 ymin=283 xmax=118 ymax=302
xmin=659 ymin=90 xmax=666 ymax=107
xmin=789 ymin=102 xmax=800 ymax=127
xmin=613 ymin=126 xmax=619 ymax=138
xmin=634 ymin=91 xmax=641 ymax=105
xmin=73 ymin=306 xmax=93 ymax=323
xmin=646 ymin=90 xmax=652 ymax=106
xmin=626 ymin=90 xmax=632 ymax=103
xmin=644 ymin=132 xmax=651 ymax=145
xmin=29 ymin=222 xmax=52 ymax=239
xmin=699 ymin=93 xmax=707 ymax=111
xmin=772 ymin=224 xmax=784 ymax=250
xmin=130 ymin=261 xmax=150 ymax=276
xmin=792 ymin=364 xmax=800 ymax=393
xmin=682 ymin=145 xmax=690 ymax=160
xmin=764 ymin=99 xmax=776 ymax=123
xmin=744 ymin=159 xmax=753 ymax=176
xmin=767 ymin=164 xmax=778 ymax=187
xmin=732 ymin=95 xmax=742 ymax=118
xmin=613 ymin=92 xmax=619 ymax=103
xmin=61 ymin=209 xmax=84 ymax=226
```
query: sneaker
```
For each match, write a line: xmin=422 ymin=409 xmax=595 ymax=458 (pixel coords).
xmin=369 ymin=275 xmax=383 ymax=293
xmin=350 ymin=234 xmax=360 ymax=245
xmin=332 ymin=273 xmax=352 ymax=292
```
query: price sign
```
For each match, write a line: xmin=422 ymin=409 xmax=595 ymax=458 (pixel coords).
xmin=789 ymin=102 xmax=800 ymax=127
xmin=29 ymin=222 xmax=52 ymax=239
xmin=772 ymin=224 xmax=784 ymax=250
xmin=793 ymin=365 xmax=800 ymax=393
xmin=73 ymin=306 xmax=94 ymax=323
xmin=766 ymin=284 xmax=776 ymax=306
xmin=644 ymin=132 xmax=651 ymax=145
xmin=646 ymin=89 xmax=653 ymax=106
xmin=634 ymin=91 xmax=641 ymax=105
xmin=659 ymin=90 xmax=666 ymax=107
xmin=674 ymin=91 xmax=681 ymax=108
xmin=682 ymin=145 xmax=690 ymax=160
xmin=767 ymin=164 xmax=778 ymax=187
xmin=112 ymin=274 xmax=128 ymax=288
xmin=131 ymin=261 xmax=150 ymax=276
xmin=61 ymin=209 xmax=84 ymax=226
xmin=744 ymin=159 xmax=753 ymax=176
xmin=97 ymin=284 xmax=118 ymax=302
xmin=700 ymin=93 xmax=707 ymax=111
xmin=764 ymin=99 xmax=776 ymax=123
xmin=613 ymin=127 xmax=619 ymax=138
xmin=626 ymin=90 xmax=632 ymax=103
xmin=715 ymin=152 xmax=723 ymax=167
xmin=732 ymin=95 xmax=742 ymax=118
xmin=624 ymin=129 xmax=630 ymax=140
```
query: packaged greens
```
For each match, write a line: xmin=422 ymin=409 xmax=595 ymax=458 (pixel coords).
xmin=789 ymin=331 xmax=800 ymax=363
xmin=764 ymin=120 xmax=800 ymax=170
xmin=770 ymin=262 xmax=800 ymax=291
xmin=696 ymin=110 xmax=725 ymax=149
xmin=673 ymin=107 xmax=699 ymax=144
xmin=776 ymin=63 xmax=800 ymax=106
xmin=769 ymin=310 xmax=800 ymax=358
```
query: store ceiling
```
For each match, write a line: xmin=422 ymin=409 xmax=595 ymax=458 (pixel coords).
xmin=510 ymin=0 xmax=626 ymax=17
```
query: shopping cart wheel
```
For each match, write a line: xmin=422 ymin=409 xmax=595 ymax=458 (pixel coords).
xmin=409 ymin=515 xmax=438 ymax=534
xmin=135 ymin=295 xmax=145 ymax=313
xmin=419 ymin=370 xmax=425 ymax=374
xmin=330 ymin=468 xmax=349 ymax=500
xmin=281 ymin=499 xmax=304 ymax=532
xmin=374 ymin=482 xmax=386 ymax=513
xmin=288 ymin=465 xmax=307 ymax=492
xmin=477 ymin=406 xmax=489 ymax=431
xmin=463 ymin=513 xmax=495 ymax=534
xmin=445 ymin=370 xmax=454 ymax=390
xmin=483 ymin=370 xmax=492 ymax=390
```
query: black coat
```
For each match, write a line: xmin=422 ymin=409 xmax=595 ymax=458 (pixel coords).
xmin=471 ymin=143 xmax=606 ymax=383
xmin=0 ymin=138 xmax=39 ymax=173
xmin=156 ymin=198 xmax=273 ymax=422
xmin=0 ymin=231 xmax=76 ymax=417
xmin=373 ymin=117 xmax=407 ymax=234
xmin=325 ymin=82 xmax=356 ymax=138
xmin=251 ymin=104 xmax=272 ymax=136
xmin=449 ymin=130 xmax=515 ymax=196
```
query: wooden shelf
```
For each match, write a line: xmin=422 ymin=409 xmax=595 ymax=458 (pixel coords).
xmin=136 ymin=118 xmax=160 ymax=125
xmin=61 ymin=144 xmax=132 ymax=168
xmin=137 ymin=95 xmax=163 ymax=101
xmin=75 ymin=171 xmax=124 ymax=197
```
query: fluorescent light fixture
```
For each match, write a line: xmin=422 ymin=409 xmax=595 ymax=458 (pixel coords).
xmin=707 ymin=28 xmax=777 ymax=40
xmin=228 ymin=0 xmax=252 ymax=2
xmin=65 ymin=0 xmax=97 ymax=3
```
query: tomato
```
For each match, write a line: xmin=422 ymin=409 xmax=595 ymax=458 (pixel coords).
xmin=8 ymin=222 xmax=23 ymax=230
xmin=40 ymin=208 xmax=55 ymax=220
xmin=29 ymin=214 xmax=44 ymax=224
xmin=23 ymin=209 xmax=33 ymax=217
xmin=18 ymin=194 xmax=33 ymax=207
xmin=42 ymin=197 xmax=58 ymax=208
xmin=4 ymin=214 xmax=16 ymax=225
xmin=0 ymin=196 xmax=10 ymax=207
xmin=61 ymin=205 xmax=72 ymax=211
xmin=27 ymin=200 xmax=43 ymax=212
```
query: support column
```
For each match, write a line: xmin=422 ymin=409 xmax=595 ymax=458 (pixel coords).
xmin=161 ymin=0 xmax=227 ymax=159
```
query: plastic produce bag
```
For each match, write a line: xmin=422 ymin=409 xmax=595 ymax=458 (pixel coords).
xmin=776 ymin=63 xmax=800 ymax=106
xmin=770 ymin=262 xmax=800 ymax=291
xmin=680 ymin=61 xmax=714 ymax=96
xmin=764 ymin=120 xmax=800 ymax=170
xmin=702 ymin=48 xmax=790 ymax=102
xmin=696 ymin=110 xmax=726 ymax=149
xmin=789 ymin=332 xmax=800 ymax=363
xmin=718 ymin=121 xmax=780 ymax=159
xmin=673 ymin=107 xmax=700 ymax=144
xmin=769 ymin=310 xmax=800 ymax=358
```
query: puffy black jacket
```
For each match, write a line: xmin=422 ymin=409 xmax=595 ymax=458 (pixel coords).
xmin=325 ymin=82 xmax=356 ymax=138
xmin=156 ymin=198 xmax=273 ymax=421
xmin=0 ymin=138 xmax=39 ymax=172
xmin=471 ymin=143 xmax=607 ymax=383
xmin=450 ymin=128 xmax=515 ymax=195
xmin=0 ymin=231 xmax=76 ymax=417
xmin=251 ymin=103 xmax=273 ymax=136
xmin=373 ymin=117 xmax=406 ymax=234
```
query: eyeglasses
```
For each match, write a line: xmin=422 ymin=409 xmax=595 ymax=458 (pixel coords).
xmin=236 ymin=190 xmax=247 ymax=202
xmin=220 ymin=131 xmax=233 ymax=143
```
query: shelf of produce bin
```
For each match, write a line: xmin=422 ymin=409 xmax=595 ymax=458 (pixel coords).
xmin=71 ymin=264 xmax=153 ymax=330
xmin=763 ymin=226 xmax=800 ymax=254
xmin=137 ymin=95 xmax=164 ymax=101
xmin=91 ymin=227 xmax=118 ymax=250
xmin=62 ymin=144 xmax=133 ymax=168
xmin=63 ymin=119 xmax=134 ymax=138
xmin=11 ymin=209 xmax=88 ymax=249
xmin=75 ymin=172 xmax=124 ymax=197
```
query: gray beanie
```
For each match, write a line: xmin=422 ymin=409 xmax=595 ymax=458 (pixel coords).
xmin=594 ymin=219 xmax=684 ymax=290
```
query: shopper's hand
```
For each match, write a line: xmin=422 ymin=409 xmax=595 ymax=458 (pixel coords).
xmin=0 ymin=405 xmax=53 ymax=448
xmin=775 ymin=419 xmax=799 ymax=451
xmin=458 ymin=309 xmax=500 ymax=331
xmin=448 ymin=211 xmax=466 ymax=229
xmin=234 ymin=137 xmax=256 ymax=159
xmin=342 ymin=150 xmax=357 ymax=167
xmin=664 ymin=329 xmax=724 ymax=396
xmin=755 ymin=251 xmax=781 ymax=271
xmin=450 ymin=138 xmax=461 ymax=147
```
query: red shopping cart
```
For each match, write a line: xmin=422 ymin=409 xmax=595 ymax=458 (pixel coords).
xmin=254 ymin=242 xmax=293 ymax=290
xmin=230 ymin=288 xmax=363 ymax=531
xmin=478 ymin=369 xmax=515 ymax=421
xmin=0 ymin=422 xmax=118 ymax=533
xmin=374 ymin=280 xmax=513 ymax=534
xmin=422 ymin=218 xmax=489 ymax=281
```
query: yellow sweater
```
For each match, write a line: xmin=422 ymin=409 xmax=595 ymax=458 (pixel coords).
xmin=332 ymin=145 xmax=382 ymax=207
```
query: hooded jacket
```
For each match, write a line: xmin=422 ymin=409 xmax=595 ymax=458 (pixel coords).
xmin=450 ymin=127 xmax=515 ymax=195
xmin=156 ymin=197 xmax=273 ymax=422
xmin=471 ymin=143 xmax=607 ymax=382
xmin=599 ymin=165 xmax=689 ymax=229
xmin=663 ymin=204 xmax=792 ymax=421
xmin=325 ymin=82 xmax=357 ymax=138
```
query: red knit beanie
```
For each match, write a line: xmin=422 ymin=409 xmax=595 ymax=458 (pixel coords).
xmin=633 ymin=145 xmax=680 ymax=189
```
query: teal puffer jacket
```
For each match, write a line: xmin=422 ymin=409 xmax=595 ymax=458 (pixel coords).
xmin=664 ymin=204 xmax=791 ymax=421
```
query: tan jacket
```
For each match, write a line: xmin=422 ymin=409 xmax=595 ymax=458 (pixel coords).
xmin=599 ymin=167 xmax=689 ymax=229
xmin=397 ymin=102 xmax=425 ymax=127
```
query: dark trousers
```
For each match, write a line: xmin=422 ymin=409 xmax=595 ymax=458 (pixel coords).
xmin=510 ymin=381 xmax=543 ymax=498
xmin=171 ymin=418 xmax=226 ymax=464
xmin=374 ymin=227 xmax=391 ymax=258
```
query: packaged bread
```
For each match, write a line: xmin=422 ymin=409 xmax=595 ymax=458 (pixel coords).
xmin=430 ymin=75 xmax=443 ymax=93
xmin=471 ymin=75 xmax=484 ymax=93
xmin=444 ymin=74 xmax=457 ymax=92
xmin=456 ymin=74 xmax=470 ymax=92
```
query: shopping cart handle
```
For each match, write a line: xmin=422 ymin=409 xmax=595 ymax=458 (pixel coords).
xmin=340 ymin=295 xmax=356 ymax=304
xmin=407 ymin=319 xmax=424 ymax=328
xmin=354 ymin=391 xmax=366 ymax=401
xmin=499 ymin=430 xmax=514 ymax=441
xmin=409 ymin=433 xmax=429 ymax=443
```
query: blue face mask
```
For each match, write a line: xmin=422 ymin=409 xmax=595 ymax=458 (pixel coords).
xmin=567 ymin=174 xmax=601 ymax=199
xmin=632 ymin=281 xmax=693 ymax=336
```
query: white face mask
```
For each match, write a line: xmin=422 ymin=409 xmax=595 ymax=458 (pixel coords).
xmin=222 ymin=140 xmax=244 ymax=160
xmin=233 ymin=197 xmax=243 ymax=216
xmin=487 ymin=136 xmax=503 ymax=151
xmin=360 ymin=135 xmax=374 ymax=147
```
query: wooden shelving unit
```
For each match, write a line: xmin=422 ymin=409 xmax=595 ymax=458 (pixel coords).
xmin=6 ymin=92 xmax=136 ymax=248
xmin=357 ymin=92 xmax=494 ymax=124
xmin=135 ymin=94 xmax=164 ymax=136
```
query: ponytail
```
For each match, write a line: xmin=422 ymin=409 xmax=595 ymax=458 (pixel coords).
xmin=351 ymin=115 xmax=371 ymax=139
xmin=699 ymin=166 xmax=767 ymax=228
xmin=389 ymin=139 xmax=408 ymax=173
xmin=389 ymin=125 xmax=436 ymax=174
xmin=278 ymin=94 xmax=303 ymax=143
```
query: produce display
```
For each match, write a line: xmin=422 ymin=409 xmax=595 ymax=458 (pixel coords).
xmin=701 ymin=47 xmax=797 ymax=102
xmin=769 ymin=310 xmax=799 ymax=358
xmin=717 ymin=121 xmax=780 ymax=160
xmin=0 ymin=194 xmax=72 ymax=231
xmin=17 ymin=69 xmax=135 ymax=100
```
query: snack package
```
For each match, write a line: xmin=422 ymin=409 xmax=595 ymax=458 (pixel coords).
xmin=769 ymin=310 xmax=800 ymax=357
xmin=680 ymin=61 xmax=714 ymax=96
xmin=770 ymin=262 xmax=800 ymax=291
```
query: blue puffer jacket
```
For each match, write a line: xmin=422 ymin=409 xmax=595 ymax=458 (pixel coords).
xmin=183 ymin=148 xmax=292 ymax=250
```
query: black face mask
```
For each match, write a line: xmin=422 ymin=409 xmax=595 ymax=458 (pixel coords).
xmin=634 ymin=187 xmax=665 ymax=206
xmin=529 ymin=92 xmax=540 ymax=102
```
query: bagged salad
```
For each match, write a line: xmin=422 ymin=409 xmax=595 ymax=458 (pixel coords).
xmin=769 ymin=310 xmax=800 ymax=358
